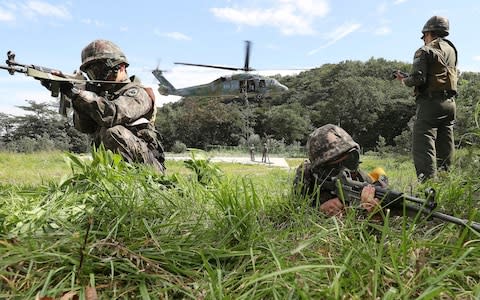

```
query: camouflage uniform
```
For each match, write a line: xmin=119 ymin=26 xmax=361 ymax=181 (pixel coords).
xmin=72 ymin=40 xmax=165 ymax=173
xmin=294 ymin=160 xmax=372 ymax=207
xmin=403 ymin=16 xmax=458 ymax=180
xmin=293 ymin=124 xmax=373 ymax=207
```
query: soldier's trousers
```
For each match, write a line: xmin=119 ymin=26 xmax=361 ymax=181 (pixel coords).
xmin=98 ymin=125 xmax=165 ymax=173
xmin=412 ymin=96 xmax=456 ymax=180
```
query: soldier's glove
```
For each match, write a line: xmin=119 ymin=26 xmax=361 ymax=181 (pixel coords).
xmin=319 ymin=198 xmax=344 ymax=217
xmin=71 ymin=89 xmax=100 ymax=111
xmin=360 ymin=185 xmax=380 ymax=213
xmin=38 ymin=79 xmax=63 ymax=97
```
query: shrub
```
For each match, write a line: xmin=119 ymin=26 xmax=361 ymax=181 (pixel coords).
xmin=171 ymin=140 xmax=187 ymax=153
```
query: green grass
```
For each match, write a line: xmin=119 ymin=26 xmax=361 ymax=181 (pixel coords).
xmin=0 ymin=151 xmax=71 ymax=185
xmin=0 ymin=149 xmax=479 ymax=299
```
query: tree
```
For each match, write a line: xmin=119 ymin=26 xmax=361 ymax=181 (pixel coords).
xmin=4 ymin=100 xmax=89 ymax=152
xmin=156 ymin=98 xmax=244 ymax=149
xmin=262 ymin=104 xmax=311 ymax=144
xmin=0 ymin=113 xmax=15 ymax=144
xmin=456 ymin=72 xmax=480 ymax=144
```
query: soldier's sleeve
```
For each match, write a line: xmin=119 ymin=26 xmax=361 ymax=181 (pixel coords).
xmin=403 ymin=48 xmax=429 ymax=87
xmin=72 ymin=110 xmax=98 ymax=134
xmin=73 ymin=86 xmax=153 ymax=128
xmin=110 ymin=86 xmax=153 ymax=125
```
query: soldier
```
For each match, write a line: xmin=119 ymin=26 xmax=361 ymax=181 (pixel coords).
xmin=44 ymin=39 xmax=165 ymax=173
xmin=261 ymin=142 xmax=269 ymax=163
xmin=249 ymin=144 xmax=255 ymax=161
xmin=294 ymin=124 xmax=386 ymax=216
xmin=395 ymin=16 xmax=458 ymax=181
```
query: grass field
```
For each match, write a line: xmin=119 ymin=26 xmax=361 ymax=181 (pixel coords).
xmin=0 ymin=149 xmax=479 ymax=299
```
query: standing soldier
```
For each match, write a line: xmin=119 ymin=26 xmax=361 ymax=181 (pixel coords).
xmin=395 ymin=16 xmax=458 ymax=181
xmin=42 ymin=39 xmax=165 ymax=173
xmin=249 ymin=144 xmax=255 ymax=161
xmin=261 ymin=142 xmax=269 ymax=163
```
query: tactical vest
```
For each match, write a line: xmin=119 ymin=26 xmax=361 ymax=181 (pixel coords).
xmin=424 ymin=38 xmax=458 ymax=94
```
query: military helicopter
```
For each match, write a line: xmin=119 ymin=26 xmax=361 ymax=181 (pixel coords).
xmin=152 ymin=41 xmax=289 ymax=100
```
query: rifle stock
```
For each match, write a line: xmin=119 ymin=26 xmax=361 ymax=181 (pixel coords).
xmin=324 ymin=170 xmax=480 ymax=232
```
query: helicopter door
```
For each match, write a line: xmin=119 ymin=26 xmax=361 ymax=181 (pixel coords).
xmin=259 ymin=80 xmax=266 ymax=89
xmin=239 ymin=80 xmax=247 ymax=93
xmin=247 ymin=80 xmax=255 ymax=92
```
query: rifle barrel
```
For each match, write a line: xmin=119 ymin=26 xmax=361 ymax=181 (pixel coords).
xmin=397 ymin=202 xmax=480 ymax=231
xmin=336 ymin=174 xmax=480 ymax=232
xmin=0 ymin=64 xmax=26 ymax=75
xmin=428 ymin=209 xmax=480 ymax=231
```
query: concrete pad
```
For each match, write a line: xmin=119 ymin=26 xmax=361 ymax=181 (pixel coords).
xmin=166 ymin=155 xmax=290 ymax=168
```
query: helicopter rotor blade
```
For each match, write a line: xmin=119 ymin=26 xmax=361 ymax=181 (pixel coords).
xmin=174 ymin=40 xmax=255 ymax=72
xmin=244 ymin=40 xmax=251 ymax=71
xmin=174 ymin=62 xmax=242 ymax=71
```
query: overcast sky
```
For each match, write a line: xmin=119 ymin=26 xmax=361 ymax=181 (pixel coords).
xmin=1 ymin=0 xmax=478 ymax=115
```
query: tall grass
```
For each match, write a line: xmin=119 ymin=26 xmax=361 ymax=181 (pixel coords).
xmin=0 ymin=148 xmax=479 ymax=299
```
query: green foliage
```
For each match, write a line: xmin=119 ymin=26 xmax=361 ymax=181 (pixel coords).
xmin=182 ymin=150 xmax=223 ymax=185
xmin=0 ymin=150 xmax=479 ymax=299
xmin=171 ymin=140 xmax=187 ymax=153
xmin=261 ymin=103 xmax=312 ymax=144
xmin=0 ymin=100 xmax=89 ymax=153
xmin=156 ymin=99 xmax=244 ymax=150
xmin=456 ymin=72 xmax=480 ymax=145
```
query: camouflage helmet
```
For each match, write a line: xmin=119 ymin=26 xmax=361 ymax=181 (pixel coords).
xmin=307 ymin=124 xmax=359 ymax=169
xmin=80 ymin=39 xmax=129 ymax=72
xmin=421 ymin=16 xmax=449 ymax=37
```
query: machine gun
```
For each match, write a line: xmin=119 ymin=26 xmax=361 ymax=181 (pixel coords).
xmin=321 ymin=169 xmax=480 ymax=232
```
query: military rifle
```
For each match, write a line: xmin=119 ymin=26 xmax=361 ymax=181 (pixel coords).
xmin=0 ymin=51 xmax=120 ymax=115
xmin=321 ymin=169 xmax=480 ymax=232
xmin=0 ymin=51 xmax=82 ymax=96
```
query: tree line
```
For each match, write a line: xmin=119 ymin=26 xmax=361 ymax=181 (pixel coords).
xmin=1 ymin=58 xmax=479 ymax=153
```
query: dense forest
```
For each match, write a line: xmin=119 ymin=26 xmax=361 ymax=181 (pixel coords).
xmin=1 ymin=58 xmax=479 ymax=153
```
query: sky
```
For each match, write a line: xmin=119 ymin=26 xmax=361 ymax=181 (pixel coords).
xmin=1 ymin=0 xmax=479 ymax=115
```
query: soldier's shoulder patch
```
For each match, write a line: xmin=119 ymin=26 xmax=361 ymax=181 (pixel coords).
xmin=125 ymin=88 xmax=139 ymax=97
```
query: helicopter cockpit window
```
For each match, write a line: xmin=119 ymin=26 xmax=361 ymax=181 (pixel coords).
xmin=259 ymin=80 xmax=266 ymax=88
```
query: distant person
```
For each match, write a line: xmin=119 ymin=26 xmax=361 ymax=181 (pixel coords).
xmin=249 ymin=144 xmax=255 ymax=161
xmin=41 ymin=39 xmax=165 ymax=173
xmin=294 ymin=124 xmax=387 ymax=216
xmin=261 ymin=142 xmax=269 ymax=163
xmin=394 ymin=16 xmax=458 ymax=181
